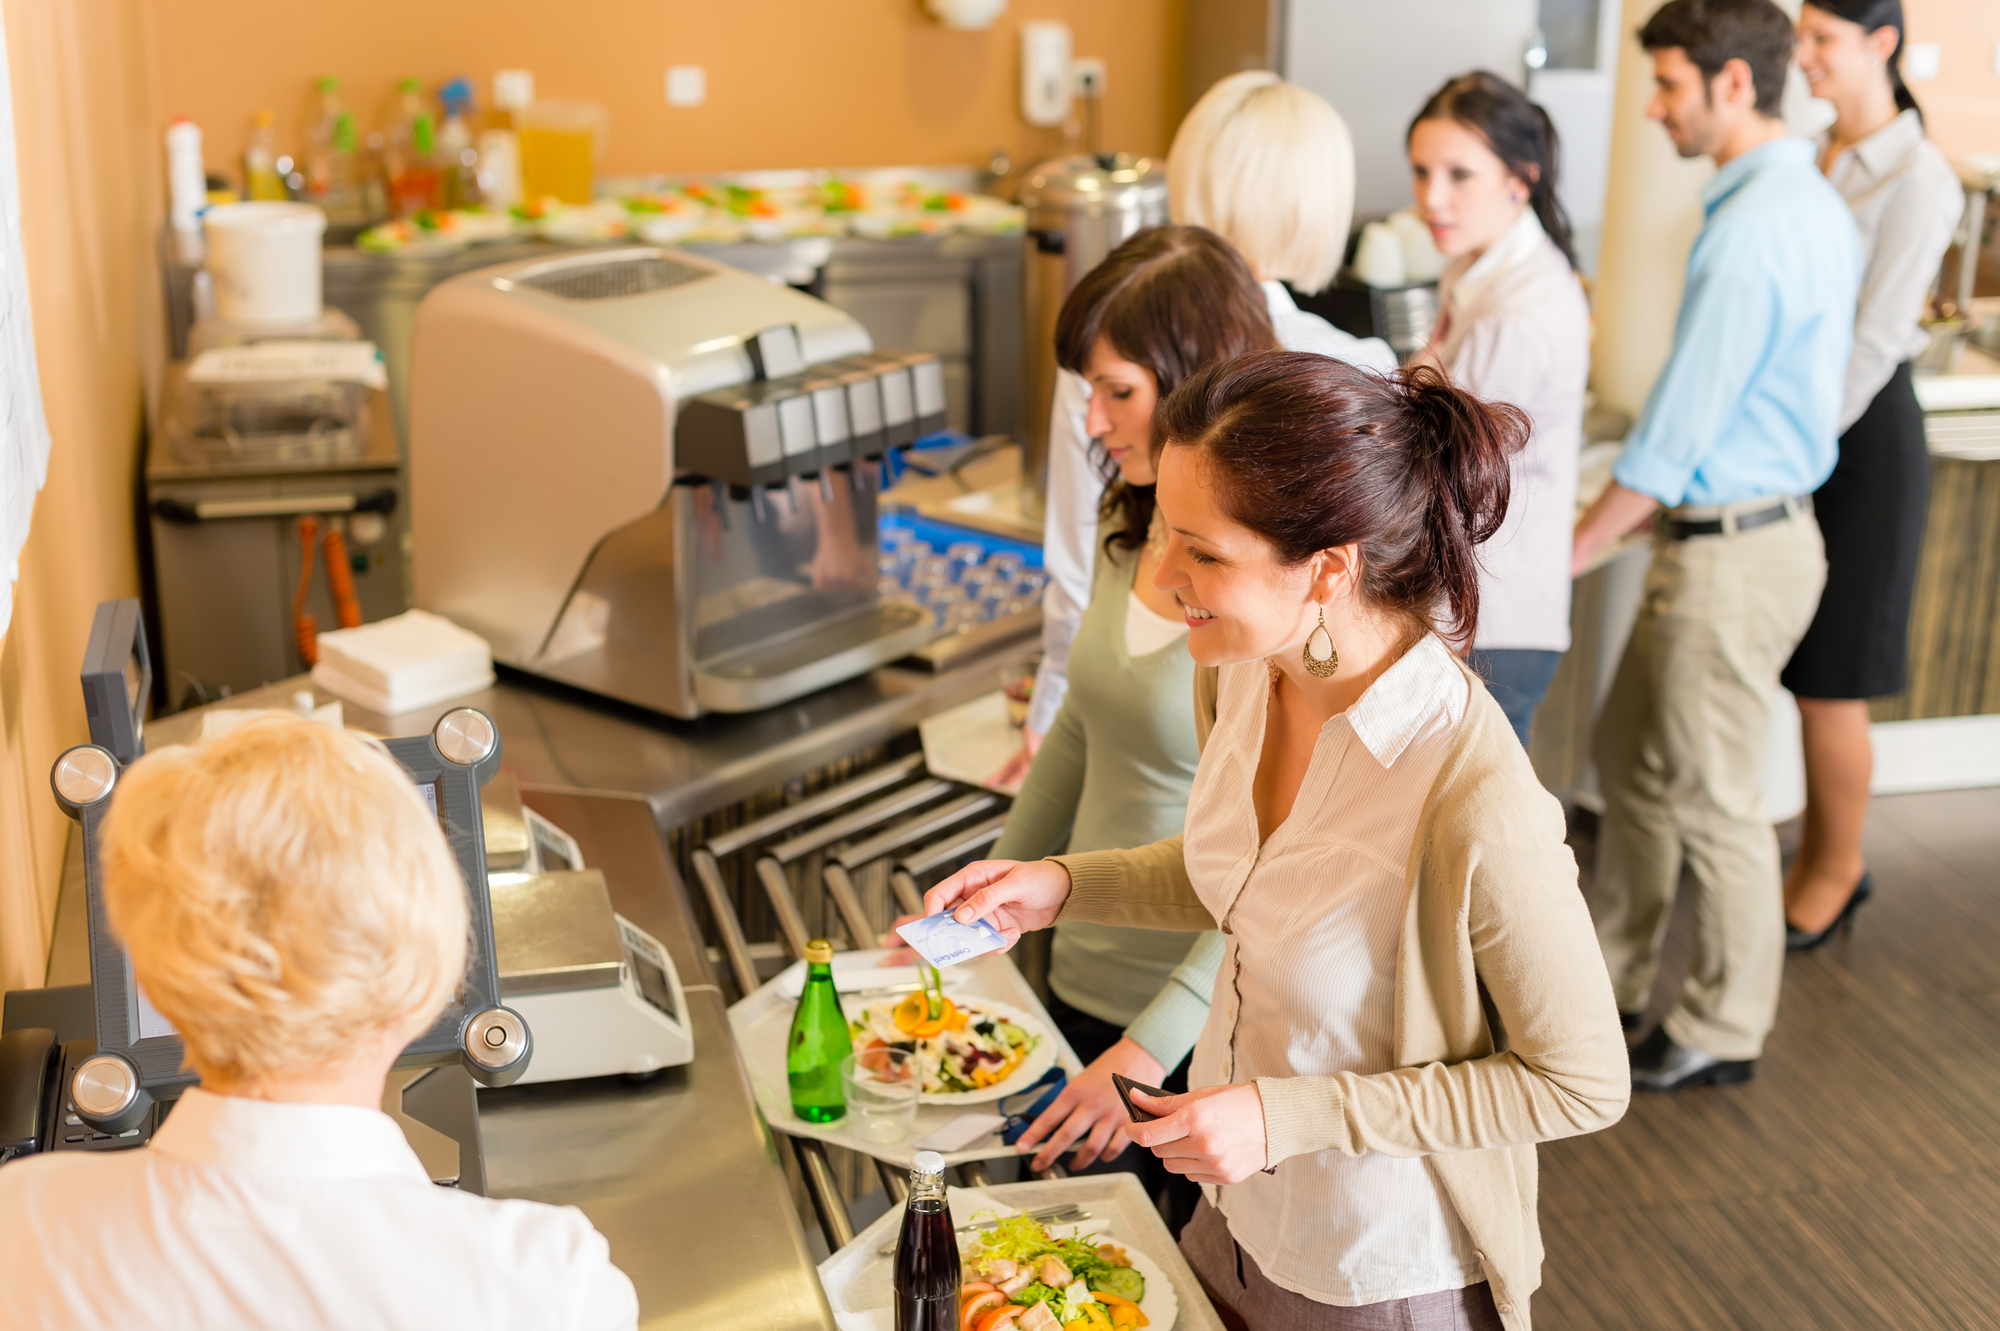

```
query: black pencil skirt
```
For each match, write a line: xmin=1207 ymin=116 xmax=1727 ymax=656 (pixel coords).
xmin=1782 ymin=360 xmax=1931 ymax=701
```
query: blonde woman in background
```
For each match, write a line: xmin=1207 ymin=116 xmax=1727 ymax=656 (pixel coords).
xmin=0 ymin=716 xmax=638 ymax=1331
xmin=1002 ymin=71 xmax=1397 ymax=783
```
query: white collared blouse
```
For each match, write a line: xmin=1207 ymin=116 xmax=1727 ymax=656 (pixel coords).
xmin=1418 ymin=209 xmax=1590 ymax=653
xmin=0 ymin=1087 xmax=638 ymax=1331
xmin=1820 ymin=108 xmax=1965 ymax=432
xmin=1185 ymin=634 xmax=1484 ymax=1307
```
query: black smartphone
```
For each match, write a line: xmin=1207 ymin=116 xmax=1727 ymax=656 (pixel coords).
xmin=1110 ymin=1072 xmax=1170 ymax=1124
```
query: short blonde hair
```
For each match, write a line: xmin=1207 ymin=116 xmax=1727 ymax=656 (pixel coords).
xmin=99 ymin=715 xmax=469 ymax=1085
xmin=1168 ymin=71 xmax=1356 ymax=294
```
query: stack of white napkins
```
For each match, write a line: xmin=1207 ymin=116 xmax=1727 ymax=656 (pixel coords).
xmin=310 ymin=610 xmax=495 ymax=715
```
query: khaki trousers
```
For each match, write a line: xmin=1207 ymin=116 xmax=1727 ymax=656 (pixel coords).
xmin=1592 ymin=506 xmax=1826 ymax=1060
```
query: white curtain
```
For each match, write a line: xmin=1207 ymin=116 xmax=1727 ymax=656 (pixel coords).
xmin=0 ymin=7 xmax=50 ymax=643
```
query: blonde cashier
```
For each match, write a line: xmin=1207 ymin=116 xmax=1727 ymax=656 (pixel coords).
xmin=928 ymin=353 xmax=1629 ymax=1329
xmin=0 ymin=716 xmax=638 ymax=1331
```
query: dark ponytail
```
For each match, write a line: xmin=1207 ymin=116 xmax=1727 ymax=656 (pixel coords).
xmin=1808 ymin=0 xmax=1922 ymax=119
xmin=1158 ymin=351 xmax=1527 ymax=650
xmin=1409 ymin=71 xmax=1577 ymax=271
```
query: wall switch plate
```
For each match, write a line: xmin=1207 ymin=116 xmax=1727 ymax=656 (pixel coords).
xmin=1072 ymin=56 xmax=1107 ymax=99
xmin=665 ymin=66 xmax=706 ymax=107
xmin=1020 ymin=20 xmax=1073 ymax=127
xmin=1904 ymin=43 xmax=1941 ymax=83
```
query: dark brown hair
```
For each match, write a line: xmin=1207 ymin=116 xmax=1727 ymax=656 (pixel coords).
xmin=1639 ymin=0 xmax=1795 ymax=118
xmin=1806 ymin=0 xmax=1921 ymax=117
xmin=1158 ymin=351 xmax=1528 ymax=649
xmin=1409 ymin=71 xmax=1576 ymax=271
xmin=1055 ymin=225 xmax=1279 ymax=557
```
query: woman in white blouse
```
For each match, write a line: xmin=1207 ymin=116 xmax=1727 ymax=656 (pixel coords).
xmin=1002 ymin=71 xmax=1396 ymax=784
xmin=1781 ymin=0 xmax=1964 ymax=948
xmin=1408 ymin=71 xmax=1592 ymax=748
xmin=931 ymin=353 xmax=1629 ymax=1330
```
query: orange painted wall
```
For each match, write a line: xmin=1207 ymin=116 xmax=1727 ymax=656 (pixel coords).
xmin=144 ymin=0 xmax=1186 ymax=189
xmin=0 ymin=0 xmax=160 ymax=993
xmin=1903 ymin=0 xmax=2000 ymax=163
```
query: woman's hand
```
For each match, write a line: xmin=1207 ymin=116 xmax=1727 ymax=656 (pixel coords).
xmin=989 ymin=728 xmax=1042 ymax=790
xmin=1015 ymin=1037 xmax=1167 ymax=1172
xmin=1127 ymin=1082 xmax=1269 ymax=1186
xmin=921 ymin=859 xmax=1073 ymax=948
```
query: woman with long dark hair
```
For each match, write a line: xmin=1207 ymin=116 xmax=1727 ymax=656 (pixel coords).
xmin=1406 ymin=71 xmax=1592 ymax=747
xmin=1782 ymin=1 xmax=1963 ymax=948
xmin=993 ymin=227 xmax=1278 ymax=1216
xmin=929 ymin=353 xmax=1629 ymax=1328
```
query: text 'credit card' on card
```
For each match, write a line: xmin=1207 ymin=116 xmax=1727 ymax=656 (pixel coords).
xmin=894 ymin=911 xmax=1008 ymax=968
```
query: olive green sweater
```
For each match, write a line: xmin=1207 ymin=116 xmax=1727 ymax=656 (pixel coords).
xmin=991 ymin=525 xmax=1219 ymax=1066
xmin=1051 ymin=661 xmax=1630 ymax=1331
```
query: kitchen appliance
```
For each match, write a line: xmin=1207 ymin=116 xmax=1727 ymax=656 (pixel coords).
xmin=410 ymin=245 xmax=948 ymax=718
xmin=1015 ymin=153 xmax=1168 ymax=513
xmin=490 ymin=869 xmax=695 ymax=1084
xmin=147 ymin=364 xmax=406 ymax=709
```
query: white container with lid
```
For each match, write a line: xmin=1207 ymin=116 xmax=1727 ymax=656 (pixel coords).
xmin=202 ymin=201 xmax=326 ymax=328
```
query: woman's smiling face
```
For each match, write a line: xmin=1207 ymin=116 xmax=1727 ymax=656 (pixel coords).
xmin=1082 ymin=334 xmax=1162 ymax=486
xmin=1151 ymin=444 xmax=1323 ymax=667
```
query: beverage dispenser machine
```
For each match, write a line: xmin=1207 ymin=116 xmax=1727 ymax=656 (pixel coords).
xmin=409 ymin=247 xmax=947 ymax=718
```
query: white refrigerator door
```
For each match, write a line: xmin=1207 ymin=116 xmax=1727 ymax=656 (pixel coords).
xmin=1285 ymin=0 xmax=1543 ymax=220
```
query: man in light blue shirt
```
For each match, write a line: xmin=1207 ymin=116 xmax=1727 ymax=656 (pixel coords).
xmin=1575 ymin=0 xmax=1859 ymax=1094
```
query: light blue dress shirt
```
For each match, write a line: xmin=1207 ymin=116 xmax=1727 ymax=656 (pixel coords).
xmin=1613 ymin=138 xmax=1861 ymax=509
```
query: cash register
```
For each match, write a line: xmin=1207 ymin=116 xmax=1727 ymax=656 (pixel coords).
xmin=0 ymin=601 xmax=531 ymax=1181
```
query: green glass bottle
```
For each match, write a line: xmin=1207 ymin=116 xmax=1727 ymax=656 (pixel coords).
xmin=787 ymin=938 xmax=853 ymax=1123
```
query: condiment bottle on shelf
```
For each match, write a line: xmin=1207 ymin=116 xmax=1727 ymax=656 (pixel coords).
xmin=436 ymin=77 xmax=481 ymax=211
xmin=304 ymin=76 xmax=370 ymax=226
xmin=786 ymin=938 xmax=852 ymax=1123
xmin=243 ymin=110 xmax=287 ymax=200
xmin=893 ymin=1152 xmax=960 ymax=1331
xmin=383 ymin=76 xmax=441 ymax=217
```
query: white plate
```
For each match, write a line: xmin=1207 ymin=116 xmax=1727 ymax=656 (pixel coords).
xmin=850 ymin=996 xmax=1057 ymax=1105
xmin=964 ymin=1234 xmax=1178 ymax=1331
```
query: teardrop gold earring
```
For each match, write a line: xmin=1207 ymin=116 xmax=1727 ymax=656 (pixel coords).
xmin=1303 ymin=608 xmax=1339 ymax=678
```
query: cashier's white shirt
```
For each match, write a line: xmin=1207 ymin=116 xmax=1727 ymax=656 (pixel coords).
xmin=0 ymin=1087 xmax=639 ymax=1331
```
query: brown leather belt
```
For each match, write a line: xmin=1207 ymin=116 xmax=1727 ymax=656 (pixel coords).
xmin=1662 ymin=495 xmax=1807 ymax=540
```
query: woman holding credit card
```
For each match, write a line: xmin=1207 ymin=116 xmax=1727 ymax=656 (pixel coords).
xmin=926 ymin=353 xmax=1629 ymax=1330
xmin=987 ymin=227 xmax=1275 ymax=1220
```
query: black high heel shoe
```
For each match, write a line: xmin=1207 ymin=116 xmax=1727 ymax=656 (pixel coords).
xmin=1786 ymin=872 xmax=1873 ymax=952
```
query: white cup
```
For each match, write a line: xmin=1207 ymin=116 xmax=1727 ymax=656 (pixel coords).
xmin=203 ymin=202 xmax=326 ymax=327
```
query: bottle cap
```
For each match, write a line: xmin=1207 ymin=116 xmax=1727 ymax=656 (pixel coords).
xmin=804 ymin=939 xmax=834 ymax=964
xmin=913 ymin=1150 xmax=946 ymax=1177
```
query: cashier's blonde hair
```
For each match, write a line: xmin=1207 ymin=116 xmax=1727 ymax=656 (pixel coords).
xmin=1168 ymin=71 xmax=1356 ymax=294
xmin=98 ymin=714 xmax=468 ymax=1085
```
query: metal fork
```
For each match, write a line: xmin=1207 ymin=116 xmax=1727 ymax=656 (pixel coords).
xmin=875 ymin=1204 xmax=1091 ymax=1257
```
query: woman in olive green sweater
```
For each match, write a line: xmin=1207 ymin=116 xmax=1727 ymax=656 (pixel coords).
xmin=934 ymin=353 xmax=1627 ymax=1330
xmin=992 ymin=226 xmax=1276 ymax=1193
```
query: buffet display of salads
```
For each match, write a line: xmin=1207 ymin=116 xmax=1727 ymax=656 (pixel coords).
xmin=356 ymin=174 xmax=1023 ymax=255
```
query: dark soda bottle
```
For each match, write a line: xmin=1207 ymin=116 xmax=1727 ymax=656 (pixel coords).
xmin=787 ymin=938 xmax=852 ymax=1123
xmin=894 ymin=1151 xmax=959 ymax=1331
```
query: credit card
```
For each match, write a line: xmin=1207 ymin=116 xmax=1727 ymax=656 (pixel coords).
xmin=894 ymin=911 xmax=1009 ymax=968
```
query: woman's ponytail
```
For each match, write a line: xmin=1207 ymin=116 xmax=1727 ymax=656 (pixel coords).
xmin=1397 ymin=364 xmax=1527 ymax=648
xmin=1157 ymin=352 xmax=1528 ymax=650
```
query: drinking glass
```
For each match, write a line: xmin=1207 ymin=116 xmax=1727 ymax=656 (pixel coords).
xmin=840 ymin=1048 xmax=921 ymax=1144
xmin=999 ymin=660 xmax=1036 ymax=729
xmin=986 ymin=552 xmax=1024 ymax=583
xmin=945 ymin=602 xmax=985 ymax=635
xmin=945 ymin=541 xmax=985 ymax=574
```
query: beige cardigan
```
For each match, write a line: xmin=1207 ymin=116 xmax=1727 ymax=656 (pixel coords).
xmin=1052 ymin=661 xmax=1629 ymax=1330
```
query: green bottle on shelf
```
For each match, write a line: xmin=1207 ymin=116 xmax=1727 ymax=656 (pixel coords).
xmin=787 ymin=938 xmax=852 ymax=1123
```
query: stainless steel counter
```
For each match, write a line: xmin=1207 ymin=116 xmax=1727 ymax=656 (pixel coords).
xmin=177 ymin=648 xmax=1034 ymax=830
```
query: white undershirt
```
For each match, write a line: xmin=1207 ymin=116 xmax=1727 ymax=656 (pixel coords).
xmin=1124 ymin=590 xmax=1188 ymax=657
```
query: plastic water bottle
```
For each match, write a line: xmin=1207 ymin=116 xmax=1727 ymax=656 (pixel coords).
xmin=894 ymin=1151 xmax=959 ymax=1331
xmin=785 ymin=938 xmax=851 ymax=1122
